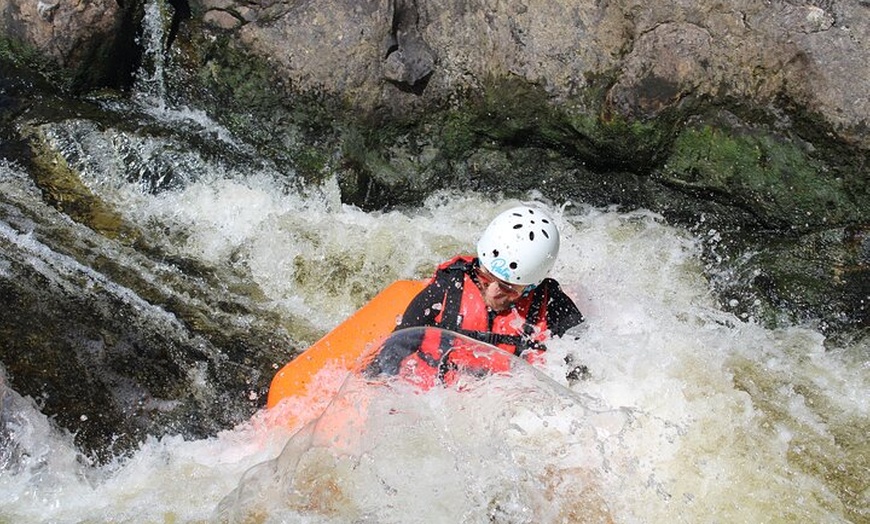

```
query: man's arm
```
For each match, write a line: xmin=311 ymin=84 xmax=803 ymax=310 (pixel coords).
xmin=365 ymin=279 xmax=447 ymax=376
xmin=541 ymin=278 xmax=584 ymax=337
xmin=395 ymin=278 xmax=448 ymax=329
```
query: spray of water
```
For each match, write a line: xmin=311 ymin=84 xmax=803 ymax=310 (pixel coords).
xmin=2 ymin=138 xmax=866 ymax=521
xmin=133 ymin=0 xmax=169 ymax=108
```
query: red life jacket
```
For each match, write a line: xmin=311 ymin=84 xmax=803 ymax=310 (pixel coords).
xmin=397 ymin=256 xmax=552 ymax=388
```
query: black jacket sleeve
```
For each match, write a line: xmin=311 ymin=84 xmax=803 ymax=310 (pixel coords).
xmin=539 ymin=278 xmax=584 ymax=337
xmin=395 ymin=276 xmax=450 ymax=329
xmin=365 ymin=277 xmax=449 ymax=376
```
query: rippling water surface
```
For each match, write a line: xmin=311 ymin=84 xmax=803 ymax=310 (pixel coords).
xmin=1 ymin=130 xmax=866 ymax=521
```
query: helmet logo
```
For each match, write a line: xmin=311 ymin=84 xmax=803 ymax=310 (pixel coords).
xmin=488 ymin=258 xmax=513 ymax=281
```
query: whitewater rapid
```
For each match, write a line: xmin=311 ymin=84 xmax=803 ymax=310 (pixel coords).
xmin=1 ymin=146 xmax=866 ymax=522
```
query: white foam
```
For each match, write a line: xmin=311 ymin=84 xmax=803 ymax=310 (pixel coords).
xmin=1 ymin=151 xmax=865 ymax=523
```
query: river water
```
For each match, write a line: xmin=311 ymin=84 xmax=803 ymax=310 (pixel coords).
xmin=1 ymin=5 xmax=868 ymax=523
xmin=1 ymin=131 xmax=867 ymax=521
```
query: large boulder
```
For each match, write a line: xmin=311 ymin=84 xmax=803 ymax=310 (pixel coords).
xmin=0 ymin=0 xmax=138 ymax=88
xmin=198 ymin=0 xmax=869 ymax=147
xmin=2 ymin=0 xmax=867 ymax=145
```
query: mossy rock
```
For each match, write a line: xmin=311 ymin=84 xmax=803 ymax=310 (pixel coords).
xmin=167 ymin=25 xmax=344 ymax=185
xmin=660 ymin=120 xmax=867 ymax=232
xmin=715 ymin=226 xmax=869 ymax=333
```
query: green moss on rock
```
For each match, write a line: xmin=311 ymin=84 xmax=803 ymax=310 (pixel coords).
xmin=24 ymin=125 xmax=139 ymax=242
xmin=662 ymin=124 xmax=863 ymax=231
xmin=169 ymin=28 xmax=344 ymax=186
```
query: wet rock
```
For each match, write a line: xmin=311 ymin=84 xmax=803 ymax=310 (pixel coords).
xmin=713 ymin=226 xmax=870 ymax=335
xmin=0 ymin=0 xmax=137 ymax=88
xmin=4 ymin=0 xmax=866 ymax=145
xmin=204 ymin=9 xmax=242 ymax=30
xmin=0 ymin=127 xmax=319 ymax=461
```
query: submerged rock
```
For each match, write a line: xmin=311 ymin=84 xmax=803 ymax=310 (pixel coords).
xmin=0 ymin=133 xmax=316 ymax=461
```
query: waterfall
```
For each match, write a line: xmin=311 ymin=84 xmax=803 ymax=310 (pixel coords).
xmin=134 ymin=0 xmax=170 ymax=107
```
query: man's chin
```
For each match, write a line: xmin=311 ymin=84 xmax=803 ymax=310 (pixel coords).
xmin=489 ymin=301 xmax=512 ymax=313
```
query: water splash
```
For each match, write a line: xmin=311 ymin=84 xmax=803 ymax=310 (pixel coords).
xmin=218 ymin=349 xmax=627 ymax=523
xmin=130 ymin=0 xmax=244 ymax=148
xmin=133 ymin=0 xmax=170 ymax=108
xmin=1 ymin=122 xmax=867 ymax=522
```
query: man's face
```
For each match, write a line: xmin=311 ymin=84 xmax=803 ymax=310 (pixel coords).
xmin=477 ymin=266 xmax=528 ymax=312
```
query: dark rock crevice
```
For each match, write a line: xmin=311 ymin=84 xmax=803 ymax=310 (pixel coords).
xmin=383 ymin=0 xmax=434 ymax=95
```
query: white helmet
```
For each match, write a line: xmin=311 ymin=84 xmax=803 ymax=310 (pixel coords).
xmin=477 ymin=206 xmax=560 ymax=286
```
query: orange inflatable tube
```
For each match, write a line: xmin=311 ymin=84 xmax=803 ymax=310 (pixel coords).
xmin=266 ymin=279 xmax=427 ymax=410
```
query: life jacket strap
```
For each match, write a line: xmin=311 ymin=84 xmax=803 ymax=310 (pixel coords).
xmin=433 ymin=258 xmax=548 ymax=354
xmin=415 ymin=342 xmax=457 ymax=382
xmin=452 ymin=328 xmax=547 ymax=353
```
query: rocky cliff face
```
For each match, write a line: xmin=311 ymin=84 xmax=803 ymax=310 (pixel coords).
xmin=3 ymin=0 xmax=866 ymax=145
xmin=0 ymin=0 xmax=141 ymax=88
xmin=197 ymin=0 xmax=868 ymax=147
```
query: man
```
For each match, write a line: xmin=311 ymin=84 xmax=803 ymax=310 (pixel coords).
xmin=367 ymin=205 xmax=584 ymax=387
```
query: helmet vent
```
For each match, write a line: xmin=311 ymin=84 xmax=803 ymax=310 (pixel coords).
xmin=529 ymin=231 xmax=535 ymax=241
xmin=541 ymin=229 xmax=550 ymax=239
xmin=513 ymin=223 xmax=523 ymax=229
